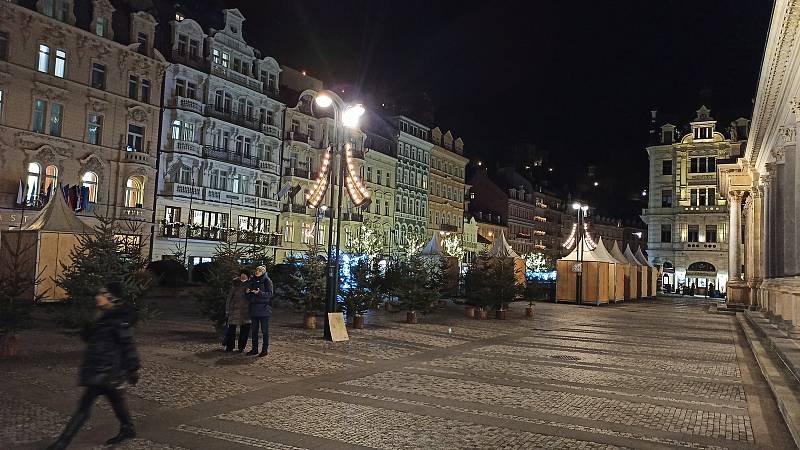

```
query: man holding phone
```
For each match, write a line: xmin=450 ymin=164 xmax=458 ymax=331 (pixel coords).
xmin=246 ymin=265 xmax=273 ymax=357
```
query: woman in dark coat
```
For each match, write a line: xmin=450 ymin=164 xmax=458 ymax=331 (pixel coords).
xmin=47 ymin=282 xmax=140 ymax=450
xmin=247 ymin=265 xmax=273 ymax=357
xmin=223 ymin=270 xmax=252 ymax=352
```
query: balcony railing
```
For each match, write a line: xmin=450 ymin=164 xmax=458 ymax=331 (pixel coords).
xmin=173 ymin=139 xmax=202 ymax=156
xmin=163 ymin=182 xmax=202 ymax=198
xmin=176 ymin=96 xmax=204 ymax=115
xmin=259 ymin=198 xmax=280 ymax=211
xmin=259 ymin=160 xmax=279 ymax=174
xmin=262 ymin=85 xmax=280 ymax=99
xmin=282 ymin=203 xmax=308 ymax=214
xmin=205 ymin=106 xmax=265 ymax=132
xmin=187 ymin=226 xmax=229 ymax=242
xmin=237 ymin=230 xmax=282 ymax=246
xmin=202 ymin=146 xmax=260 ymax=168
xmin=122 ymin=150 xmax=154 ymax=166
xmin=283 ymin=167 xmax=310 ymax=179
xmin=172 ymin=49 xmax=206 ymax=71
xmin=210 ymin=63 xmax=263 ymax=91
xmin=286 ymin=130 xmax=310 ymax=143
xmin=261 ymin=123 xmax=281 ymax=138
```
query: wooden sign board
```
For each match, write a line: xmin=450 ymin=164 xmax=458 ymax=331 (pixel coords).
xmin=328 ymin=312 xmax=349 ymax=342
xmin=571 ymin=263 xmax=583 ymax=273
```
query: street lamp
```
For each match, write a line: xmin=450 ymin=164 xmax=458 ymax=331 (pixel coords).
xmin=308 ymin=91 xmax=367 ymax=340
xmin=572 ymin=202 xmax=589 ymax=305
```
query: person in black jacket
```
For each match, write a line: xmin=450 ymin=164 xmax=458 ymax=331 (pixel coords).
xmin=246 ymin=265 xmax=273 ymax=357
xmin=47 ymin=282 xmax=140 ymax=450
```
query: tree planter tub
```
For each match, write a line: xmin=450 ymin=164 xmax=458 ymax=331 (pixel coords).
xmin=304 ymin=315 xmax=317 ymax=329
xmin=406 ymin=311 xmax=418 ymax=324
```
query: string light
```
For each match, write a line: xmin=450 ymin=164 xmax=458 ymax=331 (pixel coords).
xmin=561 ymin=223 xmax=597 ymax=251
xmin=305 ymin=143 xmax=371 ymax=209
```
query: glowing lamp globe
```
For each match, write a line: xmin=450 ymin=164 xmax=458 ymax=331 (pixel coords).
xmin=315 ymin=94 xmax=333 ymax=108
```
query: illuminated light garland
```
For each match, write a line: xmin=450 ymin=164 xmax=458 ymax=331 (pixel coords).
xmin=561 ymin=223 xmax=597 ymax=251
xmin=306 ymin=149 xmax=333 ymax=208
xmin=305 ymin=143 xmax=371 ymax=209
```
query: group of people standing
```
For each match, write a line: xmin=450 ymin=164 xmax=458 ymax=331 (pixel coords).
xmin=223 ymin=264 xmax=274 ymax=357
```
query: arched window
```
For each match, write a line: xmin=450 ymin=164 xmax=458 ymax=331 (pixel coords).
xmin=82 ymin=171 xmax=98 ymax=202
xmin=214 ymin=90 xmax=224 ymax=111
xmin=26 ymin=162 xmax=41 ymax=203
xmin=223 ymin=93 xmax=232 ymax=112
xmin=44 ymin=165 xmax=58 ymax=192
xmin=246 ymin=101 xmax=254 ymax=119
xmin=125 ymin=176 xmax=144 ymax=207
xmin=237 ymin=98 xmax=246 ymax=115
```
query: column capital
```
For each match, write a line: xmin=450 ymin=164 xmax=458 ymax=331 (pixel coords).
xmin=771 ymin=147 xmax=786 ymax=164
xmin=728 ymin=190 xmax=745 ymax=202
xmin=790 ymin=97 xmax=800 ymax=120
xmin=779 ymin=125 xmax=797 ymax=145
xmin=752 ymin=186 xmax=765 ymax=198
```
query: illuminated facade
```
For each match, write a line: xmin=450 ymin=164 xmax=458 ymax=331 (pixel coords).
xmin=392 ymin=116 xmax=432 ymax=248
xmin=427 ymin=127 xmax=468 ymax=236
xmin=642 ymin=106 xmax=749 ymax=293
xmin=362 ymin=132 xmax=396 ymax=254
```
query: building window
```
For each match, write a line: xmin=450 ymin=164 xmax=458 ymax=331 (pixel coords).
xmin=662 ymin=160 xmax=672 ymax=176
xmin=307 ymin=123 xmax=315 ymax=140
xmin=43 ymin=165 xmax=58 ymax=193
xmin=26 ymin=162 xmax=41 ymax=203
xmin=706 ymin=225 xmax=717 ymax=243
xmin=54 ymin=49 xmax=66 ymax=78
xmin=137 ymin=32 xmax=148 ymax=51
xmin=221 ymin=52 xmax=230 ymax=68
xmin=186 ymin=82 xmax=197 ymax=99
xmin=32 ymin=99 xmax=47 ymax=133
xmin=179 ymin=165 xmax=191 ymax=185
xmin=95 ymin=17 xmax=108 ymax=37
xmin=171 ymin=120 xmax=194 ymax=142
xmin=37 ymin=44 xmax=50 ymax=73
xmin=708 ymin=157 xmax=716 ymax=173
xmin=284 ymin=221 xmax=294 ymax=242
xmin=212 ymin=49 xmax=221 ymax=64
xmin=141 ymin=79 xmax=150 ymax=103
xmin=688 ymin=225 xmax=699 ymax=242
xmin=42 ymin=0 xmax=54 ymax=17
xmin=177 ymin=34 xmax=188 ymax=54
xmin=175 ymin=79 xmax=186 ymax=97
xmin=163 ymin=206 xmax=181 ymax=237
xmin=128 ymin=75 xmax=138 ymax=99
xmin=82 ymin=171 xmax=98 ymax=202
xmin=660 ymin=224 xmax=671 ymax=243
xmin=125 ymin=176 xmax=144 ymax=207
xmin=49 ymin=103 xmax=63 ymax=137
xmin=55 ymin=0 xmax=70 ymax=22
xmin=0 ymin=31 xmax=8 ymax=61
xmin=91 ymin=63 xmax=106 ymax=89
xmin=661 ymin=189 xmax=672 ymax=207
xmin=87 ymin=114 xmax=103 ymax=145
xmin=126 ymin=124 xmax=144 ymax=152
xmin=189 ymin=40 xmax=199 ymax=59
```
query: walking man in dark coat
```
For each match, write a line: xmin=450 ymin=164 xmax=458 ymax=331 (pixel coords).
xmin=224 ymin=270 xmax=252 ymax=352
xmin=246 ymin=265 xmax=273 ymax=357
xmin=47 ymin=282 xmax=140 ymax=449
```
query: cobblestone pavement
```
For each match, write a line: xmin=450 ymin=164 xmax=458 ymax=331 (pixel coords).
xmin=1 ymin=295 xmax=795 ymax=449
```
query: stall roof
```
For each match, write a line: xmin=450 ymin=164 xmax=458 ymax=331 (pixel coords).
xmin=594 ymin=237 xmax=622 ymax=264
xmin=22 ymin=190 xmax=88 ymax=233
xmin=560 ymin=236 xmax=604 ymax=262
xmin=420 ymin=232 xmax=446 ymax=256
xmin=634 ymin=247 xmax=653 ymax=267
xmin=489 ymin=230 xmax=520 ymax=258
xmin=609 ymin=241 xmax=628 ymax=265
xmin=623 ymin=244 xmax=643 ymax=266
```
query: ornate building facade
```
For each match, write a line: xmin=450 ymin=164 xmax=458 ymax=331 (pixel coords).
xmin=152 ymin=9 xmax=283 ymax=263
xmin=0 ymin=1 xmax=166 ymax=242
xmin=427 ymin=127 xmax=468 ymax=236
xmin=642 ymin=106 xmax=749 ymax=293
xmin=392 ymin=116 xmax=432 ymax=248
xmin=362 ymin=132 xmax=396 ymax=254
xmin=717 ymin=0 xmax=800 ymax=316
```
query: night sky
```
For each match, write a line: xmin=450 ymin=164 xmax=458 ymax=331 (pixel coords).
xmin=222 ymin=0 xmax=772 ymax=219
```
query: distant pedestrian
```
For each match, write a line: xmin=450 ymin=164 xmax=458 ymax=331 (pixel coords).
xmin=246 ymin=265 xmax=274 ymax=357
xmin=689 ymin=283 xmax=696 ymax=296
xmin=223 ymin=270 xmax=252 ymax=352
xmin=47 ymin=282 xmax=139 ymax=450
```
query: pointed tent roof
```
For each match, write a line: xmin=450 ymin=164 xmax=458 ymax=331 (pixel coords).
xmin=634 ymin=247 xmax=652 ymax=267
xmin=489 ymin=230 xmax=520 ymax=258
xmin=594 ymin=237 xmax=620 ymax=264
xmin=609 ymin=241 xmax=628 ymax=265
xmin=420 ymin=232 xmax=447 ymax=256
xmin=22 ymin=190 xmax=88 ymax=233
xmin=560 ymin=236 xmax=603 ymax=262
xmin=623 ymin=244 xmax=643 ymax=266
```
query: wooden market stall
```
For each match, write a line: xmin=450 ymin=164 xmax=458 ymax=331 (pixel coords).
xmin=486 ymin=231 xmax=526 ymax=286
xmin=419 ymin=232 xmax=459 ymax=296
xmin=635 ymin=247 xmax=658 ymax=298
xmin=610 ymin=241 xmax=634 ymax=301
xmin=0 ymin=191 xmax=90 ymax=301
xmin=595 ymin=237 xmax=624 ymax=303
xmin=556 ymin=236 xmax=611 ymax=305
xmin=624 ymin=244 xmax=645 ymax=299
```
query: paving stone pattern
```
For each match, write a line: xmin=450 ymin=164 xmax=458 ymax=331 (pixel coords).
xmin=0 ymin=295 xmax=788 ymax=449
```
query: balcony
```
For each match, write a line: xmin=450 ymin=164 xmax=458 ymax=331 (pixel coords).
xmin=119 ymin=207 xmax=147 ymax=220
xmin=237 ymin=230 xmax=282 ymax=246
xmin=187 ymin=225 xmax=229 ymax=242
xmin=262 ymin=85 xmax=280 ymax=100
xmin=286 ymin=130 xmax=310 ymax=143
xmin=342 ymin=212 xmax=363 ymax=222
xmin=283 ymin=167 xmax=310 ymax=179
xmin=261 ymin=123 xmax=281 ymax=139
xmin=259 ymin=198 xmax=280 ymax=211
xmin=172 ymin=139 xmax=202 ymax=156
xmin=158 ymin=223 xmax=182 ymax=238
xmin=175 ymin=96 xmax=204 ymax=115
xmin=122 ymin=150 xmax=155 ymax=167
xmin=681 ymin=206 xmax=725 ymax=213
xmin=205 ymin=106 xmax=265 ymax=133
xmin=204 ymin=188 xmax=247 ymax=205
xmin=259 ymin=160 xmax=279 ymax=174
xmin=163 ymin=182 xmax=202 ymax=198
xmin=684 ymin=242 xmax=721 ymax=250
xmin=210 ymin=63 xmax=263 ymax=91
xmin=282 ymin=203 xmax=308 ymax=214
xmin=202 ymin=146 xmax=260 ymax=168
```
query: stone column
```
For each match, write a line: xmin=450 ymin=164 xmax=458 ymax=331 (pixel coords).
xmin=761 ymin=174 xmax=772 ymax=279
xmin=728 ymin=191 xmax=742 ymax=280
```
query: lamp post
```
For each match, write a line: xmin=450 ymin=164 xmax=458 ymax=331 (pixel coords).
xmin=309 ymin=91 xmax=366 ymax=340
xmin=572 ymin=202 xmax=589 ymax=305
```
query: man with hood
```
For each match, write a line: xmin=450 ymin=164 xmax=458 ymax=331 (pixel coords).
xmin=47 ymin=281 xmax=140 ymax=449
xmin=246 ymin=265 xmax=273 ymax=357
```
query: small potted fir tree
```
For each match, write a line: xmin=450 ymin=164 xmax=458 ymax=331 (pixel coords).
xmin=340 ymin=258 xmax=383 ymax=329
xmin=388 ymin=256 xmax=439 ymax=324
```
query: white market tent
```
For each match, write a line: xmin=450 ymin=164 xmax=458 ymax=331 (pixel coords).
xmin=595 ymin=237 xmax=624 ymax=302
xmin=610 ymin=241 xmax=635 ymax=300
xmin=420 ymin=232 xmax=447 ymax=256
xmin=556 ymin=235 xmax=611 ymax=304
xmin=635 ymin=247 xmax=658 ymax=297
xmin=624 ymin=244 xmax=646 ymax=299
xmin=488 ymin=230 xmax=520 ymax=258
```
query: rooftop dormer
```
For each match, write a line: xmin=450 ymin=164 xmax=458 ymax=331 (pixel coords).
xmin=689 ymin=105 xmax=716 ymax=141
xmin=660 ymin=123 xmax=676 ymax=144
xmin=222 ymin=9 xmax=246 ymax=42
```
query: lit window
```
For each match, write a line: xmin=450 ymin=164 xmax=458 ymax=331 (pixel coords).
xmin=95 ymin=17 xmax=107 ymax=37
xmin=49 ymin=103 xmax=63 ymax=137
xmin=82 ymin=172 xmax=98 ymax=202
xmin=32 ymin=99 xmax=47 ymax=133
xmin=212 ymin=49 xmax=220 ymax=64
xmin=221 ymin=52 xmax=230 ymax=68
xmin=44 ymin=165 xmax=58 ymax=192
xmin=175 ymin=12 xmax=185 ymax=21
xmin=87 ymin=114 xmax=103 ymax=145
xmin=125 ymin=176 xmax=144 ymax=208
xmin=26 ymin=163 xmax=41 ymax=203
xmin=126 ymin=124 xmax=144 ymax=152
xmin=54 ymin=49 xmax=66 ymax=78
xmin=37 ymin=44 xmax=50 ymax=73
